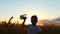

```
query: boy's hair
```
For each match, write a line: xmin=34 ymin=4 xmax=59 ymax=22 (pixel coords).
xmin=31 ymin=15 xmax=38 ymax=26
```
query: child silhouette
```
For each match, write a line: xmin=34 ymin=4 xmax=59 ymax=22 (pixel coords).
xmin=20 ymin=15 xmax=41 ymax=34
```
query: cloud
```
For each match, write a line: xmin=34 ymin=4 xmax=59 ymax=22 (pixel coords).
xmin=39 ymin=17 xmax=60 ymax=24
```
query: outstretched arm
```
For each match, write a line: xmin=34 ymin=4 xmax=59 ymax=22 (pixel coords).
xmin=21 ymin=19 xmax=26 ymax=27
xmin=20 ymin=14 xmax=27 ymax=27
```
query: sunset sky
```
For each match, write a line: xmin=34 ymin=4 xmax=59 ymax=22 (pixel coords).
xmin=0 ymin=0 xmax=60 ymax=24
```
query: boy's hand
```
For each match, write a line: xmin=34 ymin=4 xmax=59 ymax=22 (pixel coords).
xmin=23 ymin=17 xmax=27 ymax=21
xmin=20 ymin=14 xmax=27 ymax=21
xmin=20 ymin=14 xmax=27 ymax=27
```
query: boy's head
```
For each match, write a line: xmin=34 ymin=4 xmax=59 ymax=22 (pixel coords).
xmin=31 ymin=15 xmax=38 ymax=26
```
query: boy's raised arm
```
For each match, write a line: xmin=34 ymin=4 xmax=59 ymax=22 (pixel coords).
xmin=21 ymin=19 xmax=26 ymax=27
xmin=20 ymin=14 xmax=27 ymax=27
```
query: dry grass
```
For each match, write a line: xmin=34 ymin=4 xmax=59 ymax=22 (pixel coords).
xmin=0 ymin=21 xmax=60 ymax=34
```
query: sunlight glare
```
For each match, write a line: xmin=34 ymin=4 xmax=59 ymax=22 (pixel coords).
xmin=17 ymin=8 xmax=43 ymax=25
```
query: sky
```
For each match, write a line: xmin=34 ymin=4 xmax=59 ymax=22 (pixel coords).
xmin=0 ymin=0 xmax=60 ymax=23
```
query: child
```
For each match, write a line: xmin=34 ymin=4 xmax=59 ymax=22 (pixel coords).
xmin=20 ymin=15 xmax=41 ymax=34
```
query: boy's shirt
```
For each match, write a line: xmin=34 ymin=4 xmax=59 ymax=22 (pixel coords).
xmin=27 ymin=24 xmax=41 ymax=34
